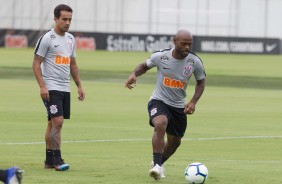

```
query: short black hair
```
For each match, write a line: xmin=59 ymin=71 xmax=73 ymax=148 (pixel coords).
xmin=54 ymin=4 xmax=73 ymax=18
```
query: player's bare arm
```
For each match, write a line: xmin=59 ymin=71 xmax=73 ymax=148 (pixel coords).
xmin=70 ymin=57 xmax=85 ymax=101
xmin=125 ymin=62 xmax=150 ymax=90
xmin=32 ymin=54 xmax=50 ymax=101
xmin=184 ymin=78 xmax=205 ymax=115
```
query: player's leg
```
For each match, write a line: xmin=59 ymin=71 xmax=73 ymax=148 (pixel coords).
xmin=147 ymin=100 xmax=169 ymax=180
xmin=150 ymin=133 xmax=181 ymax=179
xmin=149 ymin=115 xmax=168 ymax=180
xmin=161 ymin=105 xmax=187 ymax=165
xmin=45 ymin=121 xmax=52 ymax=149
xmin=151 ymin=115 xmax=168 ymax=165
xmin=45 ymin=91 xmax=69 ymax=171
xmin=50 ymin=116 xmax=63 ymax=150
xmin=44 ymin=120 xmax=54 ymax=168
xmin=148 ymin=100 xmax=169 ymax=166
xmin=150 ymin=115 xmax=168 ymax=179
xmin=43 ymin=98 xmax=55 ymax=169
xmin=162 ymin=134 xmax=182 ymax=163
xmin=50 ymin=116 xmax=69 ymax=171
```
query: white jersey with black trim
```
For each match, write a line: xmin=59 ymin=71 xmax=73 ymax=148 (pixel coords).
xmin=146 ymin=48 xmax=206 ymax=108
xmin=34 ymin=28 xmax=76 ymax=92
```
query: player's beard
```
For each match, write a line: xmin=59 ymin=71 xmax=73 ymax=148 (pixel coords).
xmin=63 ymin=26 xmax=69 ymax=32
xmin=176 ymin=48 xmax=189 ymax=59
xmin=181 ymin=50 xmax=189 ymax=58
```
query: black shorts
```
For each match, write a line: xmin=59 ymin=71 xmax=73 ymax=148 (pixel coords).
xmin=43 ymin=90 xmax=70 ymax=121
xmin=147 ymin=99 xmax=187 ymax=137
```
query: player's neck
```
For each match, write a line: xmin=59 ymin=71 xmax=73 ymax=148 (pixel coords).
xmin=54 ymin=27 xmax=65 ymax=36
xmin=172 ymin=49 xmax=185 ymax=60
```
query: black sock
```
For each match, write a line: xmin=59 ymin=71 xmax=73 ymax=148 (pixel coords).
xmin=53 ymin=149 xmax=61 ymax=159
xmin=46 ymin=149 xmax=54 ymax=162
xmin=153 ymin=153 xmax=162 ymax=166
xmin=0 ymin=169 xmax=6 ymax=183
xmin=161 ymin=155 xmax=169 ymax=165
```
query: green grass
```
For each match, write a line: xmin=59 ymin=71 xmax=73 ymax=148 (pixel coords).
xmin=0 ymin=48 xmax=281 ymax=183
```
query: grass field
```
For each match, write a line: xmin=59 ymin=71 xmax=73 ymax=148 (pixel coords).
xmin=0 ymin=48 xmax=281 ymax=184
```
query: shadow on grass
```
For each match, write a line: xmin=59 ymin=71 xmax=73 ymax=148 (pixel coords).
xmin=1 ymin=67 xmax=281 ymax=90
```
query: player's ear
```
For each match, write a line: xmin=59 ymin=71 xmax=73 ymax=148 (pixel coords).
xmin=173 ymin=36 xmax=176 ymax=45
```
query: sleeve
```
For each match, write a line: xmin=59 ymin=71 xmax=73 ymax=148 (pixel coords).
xmin=34 ymin=34 xmax=49 ymax=58
xmin=193 ymin=59 xmax=206 ymax=80
xmin=145 ymin=52 xmax=159 ymax=68
xmin=71 ymin=35 xmax=76 ymax=58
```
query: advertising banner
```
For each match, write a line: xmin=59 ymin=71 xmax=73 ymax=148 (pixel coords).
xmin=193 ymin=36 xmax=280 ymax=54
xmin=0 ymin=29 xmax=281 ymax=54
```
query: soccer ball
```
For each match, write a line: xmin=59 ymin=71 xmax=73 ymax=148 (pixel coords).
xmin=184 ymin=162 xmax=208 ymax=184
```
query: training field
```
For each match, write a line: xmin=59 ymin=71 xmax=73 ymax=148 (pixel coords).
xmin=0 ymin=48 xmax=281 ymax=184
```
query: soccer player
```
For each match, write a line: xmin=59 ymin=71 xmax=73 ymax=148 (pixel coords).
xmin=32 ymin=4 xmax=85 ymax=171
xmin=0 ymin=167 xmax=23 ymax=184
xmin=124 ymin=29 xmax=206 ymax=180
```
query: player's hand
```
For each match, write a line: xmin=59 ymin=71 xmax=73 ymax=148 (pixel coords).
xmin=125 ymin=74 xmax=137 ymax=90
xmin=78 ymin=87 xmax=85 ymax=101
xmin=40 ymin=86 xmax=49 ymax=101
xmin=184 ymin=102 xmax=196 ymax=115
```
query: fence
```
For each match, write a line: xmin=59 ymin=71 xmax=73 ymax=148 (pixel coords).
xmin=0 ymin=0 xmax=281 ymax=38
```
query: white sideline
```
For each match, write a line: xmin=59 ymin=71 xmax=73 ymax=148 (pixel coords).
xmin=0 ymin=135 xmax=281 ymax=145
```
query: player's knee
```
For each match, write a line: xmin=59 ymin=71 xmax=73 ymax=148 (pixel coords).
xmin=153 ymin=121 xmax=167 ymax=131
xmin=51 ymin=117 xmax=64 ymax=129
xmin=152 ymin=116 xmax=168 ymax=129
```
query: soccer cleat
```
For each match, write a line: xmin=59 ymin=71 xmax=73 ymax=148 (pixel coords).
xmin=5 ymin=167 xmax=23 ymax=184
xmin=150 ymin=161 xmax=165 ymax=178
xmin=149 ymin=164 xmax=162 ymax=180
xmin=44 ymin=160 xmax=55 ymax=169
xmin=55 ymin=164 xmax=69 ymax=171
xmin=54 ymin=158 xmax=70 ymax=171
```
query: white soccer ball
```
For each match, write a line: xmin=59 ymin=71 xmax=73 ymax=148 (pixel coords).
xmin=184 ymin=162 xmax=208 ymax=184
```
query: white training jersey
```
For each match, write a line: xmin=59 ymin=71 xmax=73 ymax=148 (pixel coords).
xmin=146 ymin=48 xmax=206 ymax=108
xmin=34 ymin=28 xmax=76 ymax=92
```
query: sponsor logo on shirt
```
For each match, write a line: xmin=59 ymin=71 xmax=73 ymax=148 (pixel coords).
xmin=50 ymin=35 xmax=56 ymax=39
xmin=54 ymin=55 xmax=70 ymax=65
xmin=163 ymin=77 xmax=186 ymax=89
xmin=160 ymin=55 xmax=169 ymax=62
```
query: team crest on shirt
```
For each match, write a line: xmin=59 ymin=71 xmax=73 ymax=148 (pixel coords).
xmin=150 ymin=108 xmax=157 ymax=116
xmin=68 ymin=42 xmax=73 ymax=52
xmin=183 ymin=65 xmax=193 ymax=77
